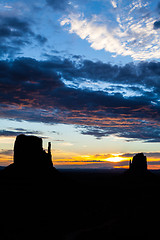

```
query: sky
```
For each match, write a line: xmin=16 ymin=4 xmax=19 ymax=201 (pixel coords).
xmin=1 ymin=0 xmax=160 ymax=169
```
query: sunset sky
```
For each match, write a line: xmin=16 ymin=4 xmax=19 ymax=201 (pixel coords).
xmin=1 ymin=0 xmax=160 ymax=169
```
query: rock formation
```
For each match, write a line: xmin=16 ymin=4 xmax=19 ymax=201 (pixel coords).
xmin=13 ymin=134 xmax=53 ymax=174
xmin=129 ymin=153 xmax=147 ymax=175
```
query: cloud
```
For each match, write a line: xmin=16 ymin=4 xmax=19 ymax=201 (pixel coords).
xmin=79 ymin=124 xmax=160 ymax=143
xmin=156 ymin=2 xmax=160 ymax=14
xmin=55 ymin=162 xmax=116 ymax=169
xmin=121 ymin=152 xmax=160 ymax=159
xmin=0 ymin=16 xmax=32 ymax=38
xmin=60 ymin=13 xmax=130 ymax=57
xmin=46 ymin=0 xmax=72 ymax=11
xmin=0 ymin=57 xmax=64 ymax=108
xmin=58 ymin=142 xmax=73 ymax=146
xmin=0 ymin=15 xmax=47 ymax=57
xmin=154 ymin=20 xmax=160 ymax=29
xmin=1 ymin=56 xmax=160 ymax=142
xmin=60 ymin=2 xmax=160 ymax=60
xmin=0 ymin=150 xmax=13 ymax=156
xmin=35 ymin=34 xmax=47 ymax=45
xmin=0 ymin=129 xmax=42 ymax=137
xmin=39 ymin=56 xmax=160 ymax=97
xmin=110 ymin=0 xmax=117 ymax=8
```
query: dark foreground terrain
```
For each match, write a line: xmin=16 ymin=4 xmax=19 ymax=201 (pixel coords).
xmin=1 ymin=167 xmax=160 ymax=239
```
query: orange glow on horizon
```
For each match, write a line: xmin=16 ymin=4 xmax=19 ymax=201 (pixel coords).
xmin=0 ymin=144 xmax=160 ymax=170
xmin=0 ymin=155 xmax=13 ymax=166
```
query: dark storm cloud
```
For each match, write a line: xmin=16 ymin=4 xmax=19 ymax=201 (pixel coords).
xmin=0 ymin=15 xmax=47 ymax=57
xmin=154 ymin=20 xmax=160 ymax=29
xmin=0 ymin=57 xmax=64 ymax=108
xmin=42 ymin=57 xmax=160 ymax=97
xmin=0 ymin=16 xmax=32 ymax=38
xmin=76 ymin=60 xmax=160 ymax=88
xmin=0 ymin=59 xmax=157 ymax=106
xmin=1 ymin=56 xmax=160 ymax=142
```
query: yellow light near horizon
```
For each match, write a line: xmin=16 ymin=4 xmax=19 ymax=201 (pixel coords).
xmin=0 ymin=136 xmax=15 ymax=144
xmin=105 ymin=156 xmax=123 ymax=163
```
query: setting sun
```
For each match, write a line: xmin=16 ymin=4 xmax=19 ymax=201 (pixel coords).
xmin=105 ymin=155 xmax=124 ymax=163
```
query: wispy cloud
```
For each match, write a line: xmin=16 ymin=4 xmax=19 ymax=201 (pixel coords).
xmin=110 ymin=0 xmax=117 ymax=9
xmin=60 ymin=13 xmax=133 ymax=58
xmin=60 ymin=0 xmax=160 ymax=60
xmin=0 ymin=129 xmax=42 ymax=137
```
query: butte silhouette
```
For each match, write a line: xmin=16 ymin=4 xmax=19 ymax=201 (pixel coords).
xmin=126 ymin=152 xmax=154 ymax=178
xmin=2 ymin=134 xmax=58 ymax=177
xmin=129 ymin=153 xmax=147 ymax=174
